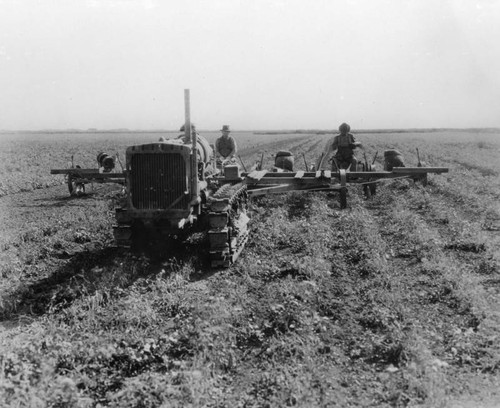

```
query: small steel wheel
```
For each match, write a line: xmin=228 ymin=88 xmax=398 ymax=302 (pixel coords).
xmin=363 ymin=184 xmax=372 ymax=199
xmin=363 ymin=182 xmax=377 ymax=199
xmin=67 ymin=174 xmax=85 ymax=196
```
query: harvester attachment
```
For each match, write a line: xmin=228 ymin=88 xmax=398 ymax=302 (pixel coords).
xmin=239 ymin=166 xmax=448 ymax=209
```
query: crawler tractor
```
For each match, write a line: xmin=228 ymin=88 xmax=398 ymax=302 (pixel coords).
xmin=113 ymin=91 xmax=250 ymax=267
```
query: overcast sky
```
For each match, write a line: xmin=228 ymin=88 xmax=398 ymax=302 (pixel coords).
xmin=1 ymin=0 xmax=499 ymax=131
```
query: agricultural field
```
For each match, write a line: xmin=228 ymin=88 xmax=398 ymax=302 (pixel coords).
xmin=0 ymin=131 xmax=296 ymax=197
xmin=0 ymin=129 xmax=500 ymax=407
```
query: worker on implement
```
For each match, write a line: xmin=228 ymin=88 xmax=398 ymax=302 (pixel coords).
xmin=215 ymin=125 xmax=237 ymax=163
xmin=315 ymin=122 xmax=362 ymax=170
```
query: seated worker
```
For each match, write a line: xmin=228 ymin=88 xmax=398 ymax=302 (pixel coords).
xmin=315 ymin=122 xmax=362 ymax=170
xmin=215 ymin=125 xmax=237 ymax=164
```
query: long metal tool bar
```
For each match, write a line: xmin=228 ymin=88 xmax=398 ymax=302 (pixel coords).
xmin=50 ymin=169 xmax=125 ymax=179
xmin=347 ymin=167 xmax=448 ymax=178
xmin=243 ymin=167 xmax=448 ymax=184
xmin=247 ymin=184 xmax=342 ymax=197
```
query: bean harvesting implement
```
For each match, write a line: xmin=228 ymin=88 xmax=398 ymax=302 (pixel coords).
xmin=50 ymin=90 xmax=448 ymax=267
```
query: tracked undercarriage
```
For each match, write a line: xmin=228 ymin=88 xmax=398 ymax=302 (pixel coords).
xmin=207 ymin=183 xmax=250 ymax=267
xmin=113 ymin=180 xmax=251 ymax=267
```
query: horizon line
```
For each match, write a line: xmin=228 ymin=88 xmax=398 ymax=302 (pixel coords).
xmin=1 ymin=127 xmax=500 ymax=134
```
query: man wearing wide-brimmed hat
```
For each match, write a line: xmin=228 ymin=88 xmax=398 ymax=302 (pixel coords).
xmin=215 ymin=125 xmax=237 ymax=161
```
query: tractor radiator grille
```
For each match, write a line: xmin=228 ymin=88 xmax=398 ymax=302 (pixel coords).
xmin=130 ymin=153 xmax=189 ymax=210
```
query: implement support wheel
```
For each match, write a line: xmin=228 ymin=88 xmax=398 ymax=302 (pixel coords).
xmin=363 ymin=181 xmax=377 ymax=199
xmin=67 ymin=174 xmax=75 ymax=195
xmin=67 ymin=173 xmax=85 ymax=196
xmin=362 ymin=163 xmax=377 ymax=199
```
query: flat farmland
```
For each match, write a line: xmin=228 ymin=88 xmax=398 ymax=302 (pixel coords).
xmin=0 ymin=131 xmax=297 ymax=196
xmin=0 ymin=130 xmax=500 ymax=407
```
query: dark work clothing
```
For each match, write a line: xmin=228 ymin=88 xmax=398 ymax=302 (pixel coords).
xmin=215 ymin=136 xmax=237 ymax=158
xmin=316 ymin=133 xmax=357 ymax=169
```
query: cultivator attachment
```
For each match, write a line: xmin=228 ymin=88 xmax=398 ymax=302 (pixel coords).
xmin=50 ymin=168 xmax=125 ymax=196
xmin=50 ymin=153 xmax=125 ymax=196
xmin=239 ymin=166 xmax=448 ymax=208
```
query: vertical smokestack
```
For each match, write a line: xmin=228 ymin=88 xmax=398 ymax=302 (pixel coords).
xmin=185 ymin=89 xmax=198 ymax=198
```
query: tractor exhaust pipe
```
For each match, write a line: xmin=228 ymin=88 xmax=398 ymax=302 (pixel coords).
xmin=185 ymin=89 xmax=198 ymax=198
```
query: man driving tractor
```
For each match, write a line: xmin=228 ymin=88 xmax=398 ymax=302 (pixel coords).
xmin=315 ymin=122 xmax=362 ymax=171
xmin=215 ymin=125 xmax=237 ymax=164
